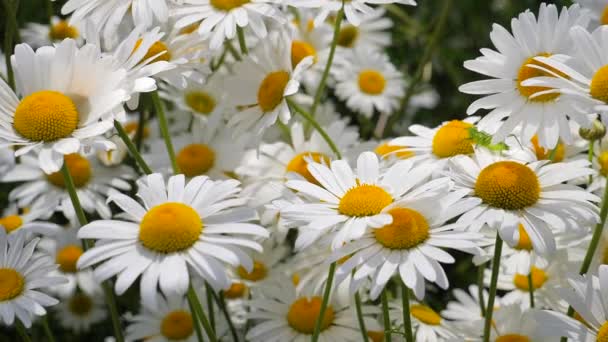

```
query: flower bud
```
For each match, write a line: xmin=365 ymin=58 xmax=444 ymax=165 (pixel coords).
xmin=579 ymin=120 xmax=606 ymax=141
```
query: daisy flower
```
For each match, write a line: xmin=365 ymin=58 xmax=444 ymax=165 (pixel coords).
xmin=441 ymin=285 xmax=503 ymax=332
xmin=487 ymin=305 xmax=550 ymax=341
xmin=76 ymin=173 xmax=269 ymax=309
xmin=54 ymin=291 xmax=107 ymax=334
xmin=333 ymin=48 xmax=405 ymax=118
xmin=335 ymin=7 xmax=393 ymax=51
xmin=172 ymin=0 xmax=283 ymax=49
xmin=227 ymin=239 xmax=289 ymax=293
xmin=0 ymin=229 xmax=66 ymax=327
xmin=449 ymin=147 xmax=599 ymax=256
xmin=0 ymin=204 xmax=60 ymax=238
xmin=21 ymin=16 xmax=82 ymax=49
xmin=224 ymin=31 xmax=312 ymax=137
xmin=159 ymin=75 xmax=226 ymax=122
xmin=245 ymin=281 xmax=377 ymax=342
xmin=389 ymin=299 xmax=459 ymax=342
xmin=459 ymin=3 xmax=590 ymax=149
xmin=2 ymin=152 xmax=134 ymax=221
xmin=576 ymin=0 xmax=608 ymax=27
xmin=329 ymin=176 xmax=482 ymax=299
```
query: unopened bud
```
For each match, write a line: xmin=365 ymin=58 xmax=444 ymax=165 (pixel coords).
xmin=579 ymin=120 xmax=606 ymax=141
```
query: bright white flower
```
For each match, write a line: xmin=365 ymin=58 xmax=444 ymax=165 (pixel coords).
xmin=159 ymin=75 xmax=226 ymax=122
xmin=2 ymin=152 xmax=134 ymax=221
xmin=0 ymin=204 xmax=59 ymax=238
xmin=487 ymin=305 xmax=549 ymax=341
xmin=576 ymin=0 xmax=608 ymax=27
xmin=0 ymin=230 xmax=66 ymax=327
xmin=329 ymin=178 xmax=482 ymax=299
xmin=77 ymin=173 xmax=268 ymax=308
xmin=333 ymin=48 xmax=405 ymax=118
xmin=389 ymin=299 xmax=459 ymax=342
xmin=441 ymin=285 xmax=504 ymax=332
xmin=172 ymin=0 xmax=283 ymax=49
xmin=459 ymin=3 xmax=590 ymax=149
xmin=227 ymin=239 xmax=289 ymax=291
xmin=335 ymin=7 xmax=393 ymax=51
xmin=450 ymin=147 xmax=599 ymax=256
xmin=54 ymin=291 xmax=107 ymax=333
xmin=21 ymin=16 xmax=83 ymax=49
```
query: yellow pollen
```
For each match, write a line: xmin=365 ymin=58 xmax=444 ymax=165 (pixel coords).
xmin=306 ymin=19 xmax=315 ymax=32
xmin=514 ymin=224 xmax=533 ymax=251
xmin=517 ymin=53 xmax=565 ymax=102
xmin=338 ymin=184 xmax=392 ymax=217
xmin=291 ymin=40 xmax=317 ymax=68
xmin=591 ymin=65 xmax=608 ymax=104
xmin=139 ymin=203 xmax=202 ymax=254
xmin=0 ymin=215 xmax=23 ymax=233
xmin=237 ymin=261 xmax=267 ymax=282
xmin=375 ymin=142 xmax=414 ymax=160
xmin=68 ymin=293 xmax=93 ymax=316
xmin=0 ymin=268 xmax=24 ymax=301
xmin=292 ymin=273 xmax=300 ymax=286
xmin=257 ymin=71 xmax=290 ymax=112
xmin=124 ymin=122 xmax=150 ymax=139
xmin=287 ymin=296 xmax=335 ymax=334
xmin=285 ymin=152 xmax=331 ymax=184
xmin=495 ymin=335 xmax=531 ymax=342
xmin=358 ymin=70 xmax=386 ymax=95
xmin=224 ymin=282 xmax=247 ymax=299
xmin=530 ymin=135 xmax=564 ymax=162
xmin=210 ymin=0 xmax=249 ymax=11
xmin=56 ymin=245 xmax=84 ymax=273
xmin=367 ymin=331 xmax=385 ymax=342
xmin=602 ymin=6 xmax=608 ymax=26
xmin=13 ymin=90 xmax=79 ymax=142
xmin=597 ymin=321 xmax=608 ymax=342
xmin=474 ymin=161 xmax=540 ymax=210
xmin=513 ymin=267 xmax=548 ymax=291
xmin=49 ymin=20 xmax=79 ymax=40
xmin=374 ymin=208 xmax=430 ymax=250
xmin=47 ymin=154 xmax=92 ymax=188
xmin=337 ymin=25 xmax=358 ymax=47
xmin=184 ymin=91 xmax=216 ymax=115
xmin=599 ymin=151 xmax=608 ymax=177
xmin=410 ymin=304 xmax=441 ymax=325
xmin=431 ymin=120 xmax=474 ymax=158
xmin=133 ymin=39 xmax=171 ymax=64
xmin=161 ymin=310 xmax=194 ymax=340
xmin=176 ymin=144 xmax=216 ymax=178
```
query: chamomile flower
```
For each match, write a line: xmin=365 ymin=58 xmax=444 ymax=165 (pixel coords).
xmin=450 ymin=147 xmax=599 ymax=256
xmin=329 ymin=177 xmax=482 ymax=299
xmin=21 ymin=17 xmax=82 ymax=49
xmin=0 ymin=204 xmax=59 ymax=238
xmin=225 ymin=31 xmax=312 ymax=138
xmin=441 ymin=285 xmax=503 ymax=332
xmin=54 ymin=291 xmax=107 ymax=333
xmin=335 ymin=7 xmax=393 ymax=51
xmin=488 ymin=305 xmax=549 ymax=341
xmin=0 ymin=229 xmax=66 ymax=327
xmin=228 ymin=239 xmax=289 ymax=292
xmin=576 ymin=0 xmax=608 ymax=27
xmin=459 ymin=3 xmax=590 ymax=149
xmin=2 ymin=152 xmax=134 ymax=221
xmin=76 ymin=173 xmax=268 ymax=309
xmin=389 ymin=299 xmax=459 ymax=342
xmin=160 ymin=75 xmax=226 ymax=122
xmin=333 ymin=48 xmax=405 ymax=118
xmin=172 ymin=0 xmax=283 ymax=50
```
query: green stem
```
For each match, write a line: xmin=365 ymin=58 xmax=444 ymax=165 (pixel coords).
xmin=205 ymin=283 xmax=216 ymax=333
xmin=101 ymin=282 xmax=125 ymax=342
xmin=381 ymin=289 xmax=392 ymax=342
xmin=354 ymin=291 xmax=369 ymax=342
xmin=311 ymin=262 xmax=336 ymax=342
xmin=483 ymin=234 xmax=503 ymax=342
xmin=401 ymin=283 xmax=414 ymax=342
xmin=134 ymin=110 xmax=146 ymax=152
xmin=15 ymin=320 xmax=32 ymax=342
xmin=225 ymin=41 xmax=241 ymax=62
xmin=187 ymin=285 xmax=217 ymax=342
xmin=217 ymin=291 xmax=240 ymax=342
xmin=286 ymin=98 xmax=342 ymax=158
xmin=45 ymin=0 xmax=53 ymax=23
xmin=41 ymin=315 xmax=55 ymax=342
xmin=310 ymin=4 xmax=343 ymax=118
xmin=548 ymin=146 xmax=558 ymax=161
xmin=578 ymin=177 xmax=608 ymax=275
xmin=114 ymin=120 xmax=153 ymax=175
xmin=527 ymin=271 xmax=535 ymax=308
xmin=236 ymin=26 xmax=248 ymax=55
xmin=187 ymin=294 xmax=205 ymax=342
xmin=589 ymin=140 xmax=595 ymax=185
xmin=151 ymin=91 xmax=179 ymax=174
xmin=60 ymin=162 xmax=89 ymax=231
xmin=477 ymin=265 xmax=486 ymax=317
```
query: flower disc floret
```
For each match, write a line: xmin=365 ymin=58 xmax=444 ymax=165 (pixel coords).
xmin=49 ymin=20 xmax=78 ymax=40
xmin=375 ymin=142 xmax=414 ymax=160
xmin=258 ymin=71 xmax=290 ymax=112
xmin=237 ymin=261 xmax=267 ymax=282
xmin=514 ymin=224 xmax=533 ymax=251
xmin=184 ymin=91 xmax=216 ymax=115
xmin=474 ymin=161 xmax=540 ymax=210
xmin=590 ymin=65 xmax=608 ymax=104
xmin=338 ymin=184 xmax=392 ymax=217
xmin=0 ymin=268 xmax=24 ymax=301
xmin=56 ymin=245 xmax=84 ymax=273
xmin=68 ymin=293 xmax=93 ymax=316
xmin=517 ymin=53 xmax=564 ymax=102
xmin=598 ymin=321 xmax=608 ymax=342
xmin=285 ymin=152 xmax=331 ymax=184
xmin=0 ymin=215 xmax=23 ymax=233
xmin=513 ymin=267 xmax=547 ymax=291
xmin=47 ymin=153 xmax=92 ymax=188
xmin=210 ymin=0 xmax=250 ymax=11
xmin=337 ymin=26 xmax=358 ymax=47
xmin=410 ymin=304 xmax=441 ymax=325
xmin=358 ymin=70 xmax=386 ymax=95
xmin=431 ymin=120 xmax=474 ymax=158
xmin=176 ymin=144 xmax=216 ymax=177
xmin=139 ymin=203 xmax=202 ymax=254
xmin=291 ymin=40 xmax=317 ymax=68
xmin=495 ymin=335 xmax=531 ymax=342
xmin=287 ymin=297 xmax=334 ymax=334
xmin=161 ymin=310 xmax=194 ymax=340
xmin=374 ymin=208 xmax=430 ymax=249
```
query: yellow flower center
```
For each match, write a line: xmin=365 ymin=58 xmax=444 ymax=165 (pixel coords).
xmin=375 ymin=142 xmax=414 ymax=160
xmin=49 ymin=20 xmax=79 ymax=40
xmin=139 ymin=203 xmax=202 ymax=254
xmin=161 ymin=310 xmax=194 ymax=340
xmin=337 ymin=25 xmax=358 ymax=47
xmin=291 ymin=40 xmax=317 ymax=68
xmin=591 ymin=65 xmax=608 ymax=104
xmin=338 ymin=184 xmax=392 ymax=217
xmin=602 ymin=6 xmax=608 ymax=26
xmin=599 ymin=151 xmax=608 ymax=177
xmin=133 ymin=39 xmax=171 ymax=64
xmin=367 ymin=331 xmax=385 ymax=342
xmin=598 ymin=321 xmax=608 ymax=342
xmin=495 ymin=335 xmax=531 ymax=342
xmin=237 ymin=260 xmax=267 ymax=282
xmin=285 ymin=152 xmax=331 ymax=184
xmin=513 ymin=267 xmax=548 ymax=291
xmin=287 ymin=296 xmax=335 ymax=334
xmin=176 ymin=144 xmax=216 ymax=178
xmin=184 ymin=91 xmax=216 ymax=115
xmin=517 ymin=53 xmax=565 ymax=102
xmin=374 ymin=208 xmax=430 ymax=250
xmin=431 ymin=120 xmax=474 ymax=158
xmin=0 ymin=215 xmax=23 ymax=233
xmin=179 ymin=23 xmax=200 ymax=35
xmin=124 ymin=122 xmax=150 ymax=139
xmin=530 ymin=135 xmax=564 ymax=162
xmin=13 ymin=90 xmax=79 ymax=142
xmin=56 ymin=245 xmax=84 ymax=273
xmin=46 ymin=153 xmax=92 ymax=188
xmin=68 ymin=293 xmax=93 ymax=316
xmin=224 ymin=282 xmax=247 ymax=299
xmin=0 ymin=268 xmax=24 ymax=301
xmin=257 ymin=71 xmax=290 ymax=112
xmin=410 ymin=304 xmax=441 ymax=325
xmin=514 ymin=224 xmax=533 ymax=251
xmin=358 ymin=70 xmax=386 ymax=95
xmin=474 ymin=161 xmax=540 ymax=210
xmin=210 ymin=0 xmax=249 ymax=11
